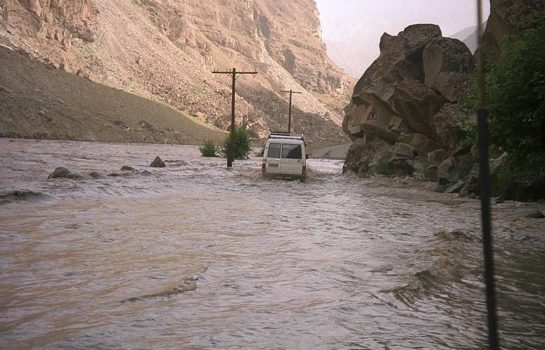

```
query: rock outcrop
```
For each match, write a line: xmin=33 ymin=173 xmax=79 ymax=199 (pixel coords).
xmin=483 ymin=0 xmax=545 ymax=61
xmin=150 ymin=156 xmax=165 ymax=168
xmin=343 ymin=24 xmax=474 ymax=177
xmin=343 ymin=0 xmax=545 ymax=202
xmin=526 ymin=210 xmax=545 ymax=219
xmin=0 ymin=189 xmax=43 ymax=203
xmin=48 ymin=167 xmax=83 ymax=179
xmin=0 ymin=0 xmax=354 ymax=144
xmin=3 ymin=0 xmax=97 ymax=42
xmin=423 ymin=37 xmax=475 ymax=102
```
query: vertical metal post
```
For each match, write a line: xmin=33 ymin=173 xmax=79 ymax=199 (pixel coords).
xmin=476 ymin=0 xmax=500 ymax=348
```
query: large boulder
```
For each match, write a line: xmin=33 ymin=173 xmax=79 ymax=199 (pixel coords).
xmin=437 ymin=154 xmax=475 ymax=184
xmin=343 ymin=96 xmax=402 ymax=143
xmin=390 ymin=77 xmax=446 ymax=138
xmin=432 ymin=104 xmax=470 ymax=150
xmin=526 ymin=210 xmax=545 ymax=219
xmin=150 ymin=156 xmax=166 ymax=168
xmin=378 ymin=24 xmax=443 ymax=55
xmin=398 ymin=133 xmax=439 ymax=156
xmin=345 ymin=138 xmax=392 ymax=176
xmin=388 ymin=158 xmax=415 ymax=177
xmin=423 ymin=37 xmax=475 ymax=102
xmin=347 ymin=25 xmax=445 ymax=141
xmin=47 ymin=167 xmax=83 ymax=179
xmin=353 ymin=24 xmax=442 ymax=100
xmin=343 ymin=24 xmax=475 ymax=175
xmin=389 ymin=142 xmax=416 ymax=160
xmin=427 ymin=149 xmax=448 ymax=168
xmin=344 ymin=24 xmax=443 ymax=168
xmin=503 ymin=177 xmax=545 ymax=202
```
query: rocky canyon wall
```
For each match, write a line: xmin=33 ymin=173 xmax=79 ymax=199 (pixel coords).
xmin=0 ymin=0 xmax=354 ymax=143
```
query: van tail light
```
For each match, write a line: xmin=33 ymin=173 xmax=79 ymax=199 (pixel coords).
xmin=302 ymin=165 xmax=307 ymax=176
xmin=262 ymin=162 xmax=266 ymax=174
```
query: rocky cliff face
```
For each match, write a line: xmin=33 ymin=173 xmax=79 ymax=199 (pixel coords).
xmin=0 ymin=0 xmax=353 ymax=143
xmin=483 ymin=0 xmax=545 ymax=61
xmin=343 ymin=24 xmax=474 ymax=177
xmin=0 ymin=0 xmax=98 ymax=66
xmin=342 ymin=0 xmax=544 ymax=200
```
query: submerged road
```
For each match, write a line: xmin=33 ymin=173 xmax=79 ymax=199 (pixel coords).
xmin=1 ymin=139 xmax=544 ymax=349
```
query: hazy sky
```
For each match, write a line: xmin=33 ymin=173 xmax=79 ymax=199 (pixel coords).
xmin=315 ymin=0 xmax=491 ymax=76
xmin=315 ymin=0 xmax=490 ymax=40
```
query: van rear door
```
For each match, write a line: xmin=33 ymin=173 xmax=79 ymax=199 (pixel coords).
xmin=265 ymin=142 xmax=282 ymax=174
xmin=280 ymin=143 xmax=304 ymax=175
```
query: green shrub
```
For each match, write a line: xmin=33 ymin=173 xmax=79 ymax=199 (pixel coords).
xmin=422 ymin=166 xmax=438 ymax=181
xmin=465 ymin=15 xmax=545 ymax=174
xmin=487 ymin=16 xmax=545 ymax=172
xmin=370 ymin=152 xmax=391 ymax=176
xmin=199 ymin=139 xmax=217 ymax=157
xmin=220 ymin=125 xmax=251 ymax=159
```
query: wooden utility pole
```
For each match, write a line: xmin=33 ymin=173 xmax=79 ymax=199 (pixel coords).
xmin=213 ymin=68 xmax=257 ymax=167
xmin=281 ymin=89 xmax=302 ymax=133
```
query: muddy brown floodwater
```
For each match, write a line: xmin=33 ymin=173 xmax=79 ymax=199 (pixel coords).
xmin=1 ymin=138 xmax=544 ymax=349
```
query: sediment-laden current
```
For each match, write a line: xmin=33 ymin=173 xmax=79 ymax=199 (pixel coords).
xmin=1 ymin=139 xmax=544 ymax=349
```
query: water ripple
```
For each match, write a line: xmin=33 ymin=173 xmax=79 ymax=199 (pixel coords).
xmin=1 ymin=139 xmax=544 ymax=349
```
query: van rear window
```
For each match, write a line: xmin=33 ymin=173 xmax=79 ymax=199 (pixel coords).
xmin=267 ymin=143 xmax=281 ymax=158
xmin=282 ymin=144 xmax=302 ymax=159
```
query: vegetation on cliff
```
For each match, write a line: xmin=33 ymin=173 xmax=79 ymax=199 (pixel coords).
xmin=453 ymin=14 xmax=545 ymax=201
xmin=485 ymin=15 xmax=545 ymax=173
xmin=465 ymin=15 xmax=545 ymax=175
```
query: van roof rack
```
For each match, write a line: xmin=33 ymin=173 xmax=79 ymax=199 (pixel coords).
xmin=269 ymin=131 xmax=292 ymax=135
xmin=268 ymin=132 xmax=305 ymax=142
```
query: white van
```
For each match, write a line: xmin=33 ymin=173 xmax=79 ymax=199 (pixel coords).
xmin=262 ymin=132 xmax=307 ymax=180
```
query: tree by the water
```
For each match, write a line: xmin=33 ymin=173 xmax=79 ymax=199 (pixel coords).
xmin=220 ymin=125 xmax=251 ymax=160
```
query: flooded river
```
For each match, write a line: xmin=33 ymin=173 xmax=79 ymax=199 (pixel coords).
xmin=1 ymin=139 xmax=544 ymax=349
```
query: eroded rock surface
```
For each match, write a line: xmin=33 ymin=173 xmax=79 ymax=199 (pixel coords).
xmin=423 ymin=37 xmax=474 ymax=102
xmin=343 ymin=0 xmax=545 ymax=202
xmin=483 ymin=0 xmax=545 ymax=62
xmin=343 ymin=24 xmax=474 ymax=177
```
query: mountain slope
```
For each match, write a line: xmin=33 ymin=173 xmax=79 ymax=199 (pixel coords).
xmin=449 ymin=23 xmax=486 ymax=53
xmin=0 ymin=0 xmax=354 ymax=144
xmin=0 ymin=45 xmax=225 ymax=144
xmin=324 ymin=40 xmax=376 ymax=79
